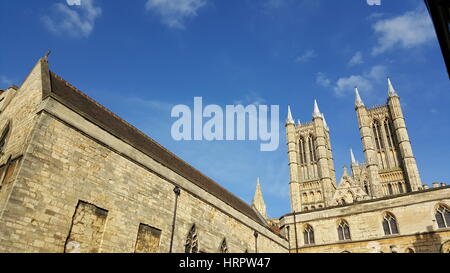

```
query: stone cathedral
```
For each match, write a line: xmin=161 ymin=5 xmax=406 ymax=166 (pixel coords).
xmin=0 ymin=57 xmax=449 ymax=253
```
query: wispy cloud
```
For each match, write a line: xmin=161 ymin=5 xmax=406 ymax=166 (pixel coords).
xmin=126 ymin=97 xmax=174 ymax=112
xmin=334 ymin=65 xmax=387 ymax=96
xmin=316 ymin=72 xmax=331 ymax=88
xmin=372 ymin=8 xmax=435 ymax=55
xmin=233 ymin=91 xmax=266 ymax=106
xmin=145 ymin=0 xmax=208 ymax=29
xmin=0 ymin=75 xmax=13 ymax=87
xmin=348 ymin=51 xmax=363 ymax=66
xmin=42 ymin=0 xmax=102 ymax=38
xmin=294 ymin=50 xmax=317 ymax=63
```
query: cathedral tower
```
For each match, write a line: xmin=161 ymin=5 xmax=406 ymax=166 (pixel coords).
xmin=286 ymin=102 xmax=337 ymax=212
xmin=354 ymin=79 xmax=422 ymax=197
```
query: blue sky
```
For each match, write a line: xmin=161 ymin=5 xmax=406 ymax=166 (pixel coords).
xmin=1 ymin=0 xmax=449 ymax=218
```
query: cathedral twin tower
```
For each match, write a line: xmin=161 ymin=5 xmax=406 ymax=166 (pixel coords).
xmin=286 ymin=79 xmax=422 ymax=213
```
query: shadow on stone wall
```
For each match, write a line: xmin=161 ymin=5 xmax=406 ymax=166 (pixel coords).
xmin=410 ymin=226 xmax=442 ymax=253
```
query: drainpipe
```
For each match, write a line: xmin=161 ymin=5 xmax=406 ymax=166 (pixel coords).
xmin=292 ymin=212 xmax=299 ymax=253
xmin=169 ymin=186 xmax=181 ymax=253
xmin=254 ymin=231 xmax=259 ymax=253
xmin=286 ymin=226 xmax=291 ymax=253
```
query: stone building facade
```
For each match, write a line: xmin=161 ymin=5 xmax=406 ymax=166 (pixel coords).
xmin=0 ymin=58 xmax=287 ymax=253
xmin=0 ymin=57 xmax=449 ymax=253
xmin=281 ymin=80 xmax=450 ymax=253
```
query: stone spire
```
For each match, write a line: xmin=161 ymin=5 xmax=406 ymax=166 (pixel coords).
xmin=312 ymin=100 xmax=322 ymax=118
xmin=387 ymin=77 xmax=399 ymax=98
xmin=350 ymin=148 xmax=357 ymax=165
xmin=286 ymin=105 xmax=295 ymax=125
xmin=252 ymin=178 xmax=268 ymax=219
xmin=322 ymin=113 xmax=329 ymax=131
xmin=355 ymin=87 xmax=364 ymax=107
xmin=297 ymin=120 xmax=301 ymax=126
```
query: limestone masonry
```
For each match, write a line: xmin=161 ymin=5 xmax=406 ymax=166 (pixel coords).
xmin=0 ymin=58 xmax=449 ymax=253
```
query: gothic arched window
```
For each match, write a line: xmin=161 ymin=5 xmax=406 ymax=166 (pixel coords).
xmin=185 ymin=224 xmax=199 ymax=253
xmin=0 ymin=123 xmax=10 ymax=155
xmin=299 ymin=137 xmax=306 ymax=165
xmin=435 ymin=205 xmax=450 ymax=229
xmin=308 ymin=135 xmax=316 ymax=162
xmin=337 ymin=220 xmax=351 ymax=241
xmin=303 ymin=225 xmax=315 ymax=245
xmin=372 ymin=121 xmax=383 ymax=150
xmin=406 ymin=248 xmax=415 ymax=253
xmin=383 ymin=213 xmax=399 ymax=235
xmin=219 ymin=238 xmax=228 ymax=253
xmin=384 ymin=120 xmax=395 ymax=148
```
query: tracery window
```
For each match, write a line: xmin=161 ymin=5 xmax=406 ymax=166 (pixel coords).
xmin=308 ymin=135 xmax=316 ymax=162
xmin=337 ymin=220 xmax=351 ymax=241
xmin=219 ymin=238 xmax=228 ymax=253
xmin=372 ymin=121 xmax=384 ymax=150
xmin=383 ymin=213 xmax=399 ymax=235
xmin=185 ymin=224 xmax=199 ymax=253
xmin=435 ymin=205 xmax=450 ymax=229
xmin=303 ymin=225 xmax=315 ymax=245
xmin=299 ymin=137 xmax=306 ymax=165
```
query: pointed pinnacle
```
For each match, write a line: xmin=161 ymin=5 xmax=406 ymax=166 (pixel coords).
xmin=387 ymin=77 xmax=399 ymax=98
xmin=355 ymin=87 xmax=365 ymax=107
xmin=350 ymin=149 xmax=357 ymax=165
xmin=286 ymin=105 xmax=295 ymax=125
xmin=313 ymin=100 xmax=322 ymax=118
xmin=322 ymin=113 xmax=329 ymax=131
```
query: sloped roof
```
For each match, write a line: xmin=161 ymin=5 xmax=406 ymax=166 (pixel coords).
xmin=46 ymin=70 xmax=269 ymax=229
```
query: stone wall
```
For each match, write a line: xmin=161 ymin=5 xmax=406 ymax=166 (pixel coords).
xmin=280 ymin=187 xmax=450 ymax=253
xmin=0 ymin=60 xmax=287 ymax=253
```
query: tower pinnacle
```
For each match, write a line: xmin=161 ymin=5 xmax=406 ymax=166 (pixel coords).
xmin=252 ymin=178 xmax=268 ymax=219
xmin=355 ymin=87 xmax=365 ymax=107
xmin=387 ymin=77 xmax=399 ymax=98
xmin=286 ymin=105 xmax=295 ymax=125
xmin=350 ymin=148 xmax=357 ymax=165
xmin=312 ymin=100 xmax=322 ymax=118
xmin=322 ymin=113 xmax=329 ymax=131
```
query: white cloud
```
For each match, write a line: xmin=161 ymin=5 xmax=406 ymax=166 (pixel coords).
xmin=233 ymin=91 xmax=266 ymax=106
xmin=348 ymin=51 xmax=363 ymax=66
xmin=372 ymin=9 xmax=435 ymax=55
xmin=126 ymin=97 xmax=174 ymax=112
xmin=333 ymin=65 xmax=387 ymax=96
xmin=0 ymin=75 xmax=13 ymax=87
xmin=294 ymin=50 xmax=317 ymax=63
xmin=316 ymin=72 xmax=331 ymax=88
xmin=42 ymin=0 xmax=101 ymax=38
xmin=145 ymin=0 xmax=207 ymax=29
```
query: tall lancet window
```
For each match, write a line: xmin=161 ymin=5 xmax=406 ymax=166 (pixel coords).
xmin=219 ymin=238 xmax=228 ymax=253
xmin=435 ymin=205 xmax=450 ymax=229
xmin=372 ymin=121 xmax=383 ymax=150
xmin=337 ymin=220 xmax=351 ymax=241
xmin=303 ymin=225 xmax=315 ymax=245
xmin=384 ymin=120 xmax=394 ymax=148
xmin=383 ymin=213 xmax=399 ymax=235
xmin=299 ymin=137 xmax=306 ymax=165
xmin=308 ymin=135 xmax=316 ymax=162
xmin=185 ymin=224 xmax=199 ymax=253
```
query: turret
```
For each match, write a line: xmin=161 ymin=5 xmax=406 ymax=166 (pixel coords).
xmin=286 ymin=106 xmax=301 ymax=212
xmin=355 ymin=88 xmax=383 ymax=198
xmin=312 ymin=100 xmax=336 ymax=206
xmin=386 ymin=78 xmax=422 ymax=191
